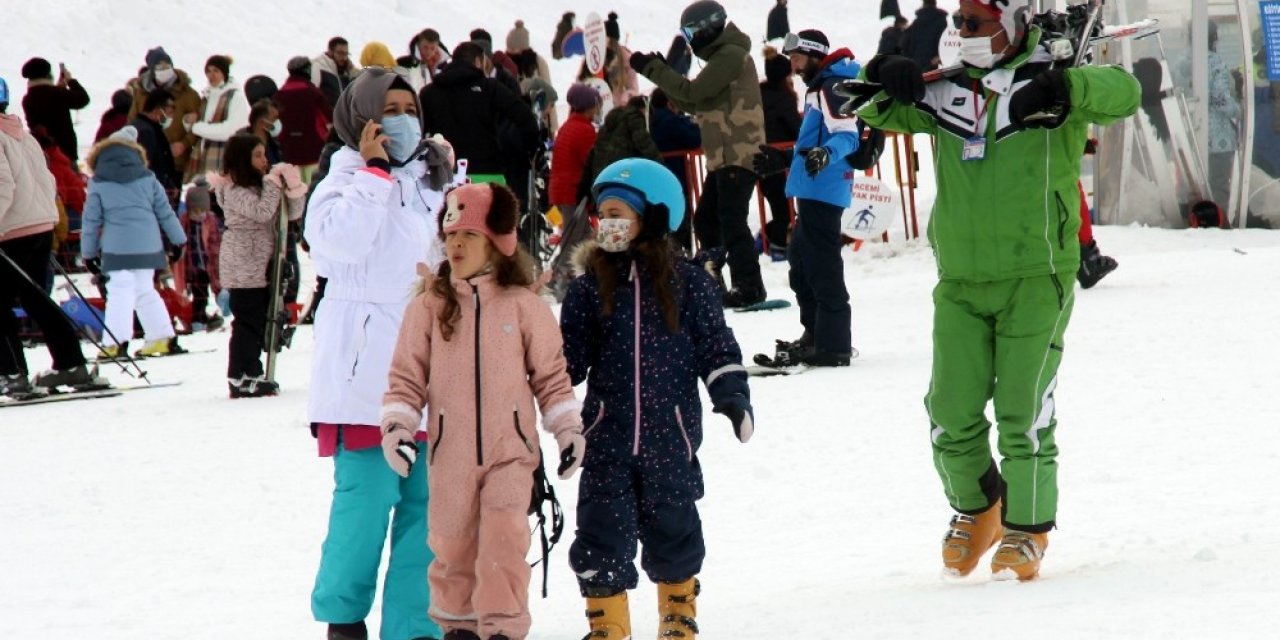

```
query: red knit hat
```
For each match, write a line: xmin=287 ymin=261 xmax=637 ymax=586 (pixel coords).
xmin=967 ymin=0 xmax=1033 ymax=42
xmin=440 ymin=183 xmax=520 ymax=256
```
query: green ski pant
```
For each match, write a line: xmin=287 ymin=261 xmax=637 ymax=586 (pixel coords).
xmin=925 ymin=274 xmax=1074 ymax=533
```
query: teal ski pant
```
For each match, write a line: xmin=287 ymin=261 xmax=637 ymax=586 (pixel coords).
xmin=925 ymin=274 xmax=1074 ymax=533
xmin=312 ymin=442 xmax=440 ymax=640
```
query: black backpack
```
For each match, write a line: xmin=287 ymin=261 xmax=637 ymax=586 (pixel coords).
xmin=846 ymin=119 xmax=886 ymax=171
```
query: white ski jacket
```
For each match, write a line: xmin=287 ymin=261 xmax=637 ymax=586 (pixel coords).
xmin=304 ymin=146 xmax=446 ymax=426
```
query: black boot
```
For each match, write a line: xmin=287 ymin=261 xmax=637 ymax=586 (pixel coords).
xmin=722 ymin=286 xmax=766 ymax=309
xmin=327 ymin=621 xmax=367 ymax=640
xmin=1077 ymin=240 xmax=1118 ymax=289
xmin=799 ymin=348 xmax=858 ymax=367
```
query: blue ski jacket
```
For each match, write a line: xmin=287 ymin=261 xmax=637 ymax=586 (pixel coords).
xmin=785 ymin=51 xmax=862 ymax=208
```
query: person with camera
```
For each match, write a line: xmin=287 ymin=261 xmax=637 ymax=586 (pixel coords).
xmin=856 ymin=0 xmax=1140 ymax=581
xmin=19 ymin=57 xmax=90 ymax=165
xmin=754 ymin=29 xmax=862 ymax=368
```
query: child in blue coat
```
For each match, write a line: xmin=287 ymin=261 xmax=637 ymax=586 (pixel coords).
xmin=559 ymin=158 xmax=753 ymax=640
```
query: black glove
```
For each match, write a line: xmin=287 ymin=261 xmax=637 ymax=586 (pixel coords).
xmin=864 ymin=55 xmax=925 ymax=105
xmin=629 ymin=51 xmax=661 ymax=74
xmin=1009 ymin=68 xmax=1071 ymax=129
xmin=803 ymin=146 xmax=831 ymax=177
xmin=752 ymin=144 xmax=789 ymax=177
xmin=84 ymin=256 xmax=101 ymax=274
xmin=713 ymin=394 xmax=755 ymax=444
xmin=168 ymin=244 xmax=185 ymax=263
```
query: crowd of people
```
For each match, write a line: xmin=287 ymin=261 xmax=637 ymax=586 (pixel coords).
xmin=0 ymin=1 xmax=1150 ymax=638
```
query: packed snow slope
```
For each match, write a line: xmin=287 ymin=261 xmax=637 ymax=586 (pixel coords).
xmin=3 ymin=226 xmax=1280 ymax=638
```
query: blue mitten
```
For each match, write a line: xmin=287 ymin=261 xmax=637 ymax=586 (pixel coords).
xmin=709 ymin=372 xmax=754 ymax=443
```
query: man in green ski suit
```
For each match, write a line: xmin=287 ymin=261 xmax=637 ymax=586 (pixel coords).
xmin=856 ymin=0 xmax=1139 ymax=581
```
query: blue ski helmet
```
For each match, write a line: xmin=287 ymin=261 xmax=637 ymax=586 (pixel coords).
xmin=591 ymin=158 xmax=686 ymax=232
xmin=0 ymin=77 xmax=9 ymax=107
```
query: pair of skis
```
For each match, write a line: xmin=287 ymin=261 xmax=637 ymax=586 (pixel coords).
xmin=0 ymin=381 xmax=183 ymax=409
xmin=263 ymin=198 xmax=296 ymax=383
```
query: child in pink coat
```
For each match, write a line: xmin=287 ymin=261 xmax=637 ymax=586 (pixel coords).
xmin=380 ymin=182 xmax=586 ymax=640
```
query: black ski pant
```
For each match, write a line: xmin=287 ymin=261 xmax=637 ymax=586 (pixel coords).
xmin=694 ymin=166 xmax=763 ymax=293
xmin=788 ymin=199 xmax=851 ymax=354
xmin=759 ymin=171 xmax=791 ymax=250
xmin=0 ymin=232 xmax=87 ymax=376
xmin=188 ymin=268 xmax=212 ymax=324
xmin=227 ymin=287 xmax=269 ymax=379
xmin=569 ymin=453 xmax=704 ymax=595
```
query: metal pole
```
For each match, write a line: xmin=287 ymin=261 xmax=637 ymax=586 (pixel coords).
xmin=45 ymin=256 xmax=150 ymax=381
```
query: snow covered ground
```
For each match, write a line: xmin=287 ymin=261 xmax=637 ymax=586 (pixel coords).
xmin=4 ymin=224 xmax=1280 ymax=639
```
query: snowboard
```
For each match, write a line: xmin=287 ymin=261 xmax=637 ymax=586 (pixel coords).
xmin=0 ymin=380 xmax=182 ymax=409
xmin=733 ymin=299 xmax=792 ymax=313
xmin=748 ymin=352 xmax=807 ymax=377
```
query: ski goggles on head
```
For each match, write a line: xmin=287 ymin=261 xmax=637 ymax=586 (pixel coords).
xmin=781 ymin=32 xmax=829 ymax=57
xmin=680 ymin=10 xmax=726 ymax=42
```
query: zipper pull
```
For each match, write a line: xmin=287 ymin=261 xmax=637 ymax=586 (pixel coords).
xmin=629 ymin=260 xmax=638 ymax=282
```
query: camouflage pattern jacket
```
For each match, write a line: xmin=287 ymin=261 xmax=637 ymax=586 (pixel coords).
xmin=638 ymin=22 xmax=765 ymax=172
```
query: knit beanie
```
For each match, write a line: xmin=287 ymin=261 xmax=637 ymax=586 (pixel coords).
xmin=360 ymin=41 xmax=397 ymax=69
xmin=764 ymin=55 xmax=791 ymax=85
xmin=969 ymin=0 xmax=1034 ymax=43
xmin=205 ymin=55 xmax=232 ymax=79
xmin=21 ymin=57 xmax=53 ymax=80
xmin=605 ymin=12 xmax=620 ymax=41
xmin=185 ymin=179 xmax=211 ymax=210
xmin=145 ymin=47 xmax=173 ymax=70
xmin=110 ymin=125 xmax=139 ymax=143
xmin=566 ymin=82 xmax=602 ymax=112
xmin=506 ymin=20 xmax=531 ymax=53
xmin=440 ymin=183 xmax=519 ymax=256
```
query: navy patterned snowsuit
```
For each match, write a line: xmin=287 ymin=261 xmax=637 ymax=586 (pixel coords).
xmin=560 ymin=250 xmax=748 ymax=594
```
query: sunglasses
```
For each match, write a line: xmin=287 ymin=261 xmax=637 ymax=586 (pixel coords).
xmin=952 ymin=14 xmax=1001 ymax=32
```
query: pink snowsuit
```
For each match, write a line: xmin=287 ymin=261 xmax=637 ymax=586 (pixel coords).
xmin=382 ymin=272 xmax=582 ymax=640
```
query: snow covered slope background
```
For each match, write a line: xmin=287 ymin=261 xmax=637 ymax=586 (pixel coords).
xmin=4 ymin=1 xmax=1280 ymax=638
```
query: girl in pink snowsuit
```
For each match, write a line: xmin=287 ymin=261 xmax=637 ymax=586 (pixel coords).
xmin=380 ymin=182 xmax=586 ymax=640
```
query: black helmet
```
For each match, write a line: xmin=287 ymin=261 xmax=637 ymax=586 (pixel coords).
xmin=680 ymin=0 xmax=727 ymax=54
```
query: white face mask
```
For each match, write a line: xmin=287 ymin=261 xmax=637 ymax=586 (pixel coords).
xmin=162 ymin=117 xmax=174 ymax=129
xmin=154 ymin=67 xmax=177 ymax=85
xmin=269 ymin=120 xmax=282 ymax=137
xmin=959 ymin=35 xmax=1008 ymax=69
xmin=596 ymin=218 xmax=635 ymax=253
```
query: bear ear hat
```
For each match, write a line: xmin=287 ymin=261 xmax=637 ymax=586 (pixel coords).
xmin=485 ymin=183 xmax=519 ymax=235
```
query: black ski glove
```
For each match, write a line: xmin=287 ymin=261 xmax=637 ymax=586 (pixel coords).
xmin=168 ymin=244 xmax=184 ymax=263
xmin=864 ymin=55 xmax=925 ymax=105
xmin=629 ymin=51 xmax=661 ymax=74
xmin=803 ymin=146 xmax=831 ymax=177
xmin=752 ymin=144 xmax=790 ymax=177
xmin=713 ymin=394 xmax=755 ymax=444
xmin=1009 ymin=68 xmax=1071 ymax=129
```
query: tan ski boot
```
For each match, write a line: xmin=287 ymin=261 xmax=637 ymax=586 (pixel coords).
xmin=583 ymin=590 xmax=631 ymax=639
xmin=941 ymin=499 xmax=1003 ymax=578
xmin=990 ymin=529 xmax=1049 ymax=581
xmin=657 ymin=578 xmax=699 ymax=638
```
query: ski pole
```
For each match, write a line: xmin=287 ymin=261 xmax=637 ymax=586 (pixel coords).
xmin=45 ymin=255 xmax=151 ymax=382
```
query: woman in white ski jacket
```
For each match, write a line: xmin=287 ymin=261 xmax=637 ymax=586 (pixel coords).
xmin=304 ymin=67 xmax=454 ymax=640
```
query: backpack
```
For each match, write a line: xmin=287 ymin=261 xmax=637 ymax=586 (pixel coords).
xmin=528 ymin=451 xmax=565 ymax=598
xmin=845 ymin=119 xmax=886 ymax=171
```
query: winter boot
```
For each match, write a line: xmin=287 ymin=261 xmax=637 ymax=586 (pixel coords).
xmin=721 ymin=286 xmax=766 ymax=309
xmin=799 ymin=348 xmax=858 ymax=368
xmin=97 ymin=344 xmax=125 ymax=361
xmin=228 ymin=376 xmax=280 ymax=398
xmin=941 ymin=499 xmax=1003 ymax=578
xmin=1077 ymin=240 xmax=1118 ymax=289
xmin=990 ymin=529 xmax=1049 ymax=581
xmin=31 ymin=364 xmax=109 ymax=392
xmin=441 ymin=630 xmax=481 ymax=640
xmin=327 ymin=621 xmax=367 ymax=640
xmin=582 ymin=590 xmax=631 ymax=639
xmin=657 ymin=578 xmax=699 ymax=639
xmin=136 ymin=338 xmax=171 ymax=357
xmin=1 ymin=373 xmax=37 ymax=399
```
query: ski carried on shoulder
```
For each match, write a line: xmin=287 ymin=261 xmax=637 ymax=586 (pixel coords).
xmin=0 ymin=380 xmax=183 ymax=409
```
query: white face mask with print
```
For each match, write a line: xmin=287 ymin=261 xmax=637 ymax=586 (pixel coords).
xmin=596 ymin=218 xmax=635 ymax=253
xmin=959 ymin=35 xmax=1008 ymax=69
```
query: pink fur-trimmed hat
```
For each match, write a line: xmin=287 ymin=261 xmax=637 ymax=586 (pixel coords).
xmin=439 ymin=183 xmax=520 ymax=256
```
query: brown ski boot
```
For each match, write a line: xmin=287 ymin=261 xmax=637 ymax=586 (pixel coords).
xmin=941 ymin=499 xmax=1003 ymax=578
xmin=657 ymin=578 xmax=699 ymax=638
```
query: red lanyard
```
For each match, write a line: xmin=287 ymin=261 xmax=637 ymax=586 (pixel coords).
xmin=972 ymin=81 xmax=996 ymax=137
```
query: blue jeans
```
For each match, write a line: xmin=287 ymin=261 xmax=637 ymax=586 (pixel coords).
xmin=312 ymin=442 xmax=439 ymax=640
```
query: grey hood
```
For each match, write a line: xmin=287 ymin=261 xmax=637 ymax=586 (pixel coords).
xmin=333 ymin=67 xmax=423 ymax=150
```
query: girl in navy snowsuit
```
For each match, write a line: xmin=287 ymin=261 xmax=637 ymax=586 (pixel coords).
xmin=559 ymin=158 xmax=753 ymax=640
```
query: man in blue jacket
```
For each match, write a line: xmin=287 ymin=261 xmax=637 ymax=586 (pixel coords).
xmin=755 ymin=29 xmax=860 ymax=367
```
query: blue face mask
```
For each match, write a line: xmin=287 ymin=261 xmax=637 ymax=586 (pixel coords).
xmin=380 ymin=114 xmax=422 ymax=163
